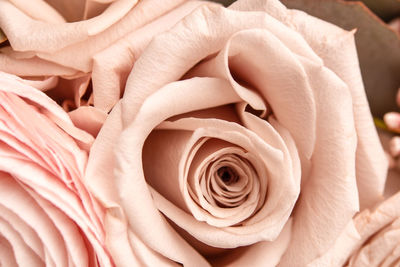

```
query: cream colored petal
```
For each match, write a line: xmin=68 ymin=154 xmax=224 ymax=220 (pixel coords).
xmin=0 ymin=0 xmax=137 ymax=52
xmin=87 ymin=78 xmax=239 ymax=266
xmin=210 ymin=219 xmax=292 ymax=267
xmin=36 ymin=0 xmax=186 ymax=72
xmin=0 ymin=54 xmax=79 ymax=77
xmin=115 ymin=78 xmax=241 ymax=265
xmin=188 ymin=28 xmax=316 ymax=159
xmin=121 ymin=4 xmax=319 ymax=124
xmin=350 ymin=223 xmax=400 ymax=266
xmin=92 ymin=0 xmax=207 ymax=112
xmin=288 ymin=6 xmax=387 ymax=211
xmin=8 ymin=0 xmax=65 ymax=23
xmin=279 ymin=58 xmax=358 ymax=266
xmin=148 ymin=113 xmax=299 ymax=247
xmin=308 ymin=221 xmax=361 ymax=267
xmin=232 ymin=0 xmax=387 ymax=214
xmin=68 ymin=106 xmax=107 ymax=138
xmin=19 ymin=76 xmax=59 ymax=92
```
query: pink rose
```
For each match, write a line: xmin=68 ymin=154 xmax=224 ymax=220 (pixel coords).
xmin=85 ymin=0 xmax=388 ymax=265
xmin=0 ymin=71 xmax=111 ymax=266
xmin=312 ymin=189 xmax=400 ymax=266
xmin=0 ymin=0 xmax=208 ymax=113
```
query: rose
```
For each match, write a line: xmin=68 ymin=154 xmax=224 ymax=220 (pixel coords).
xmin=85 ymin=0 xmax=388 ymax=265
xmin=0 ymin=71 xmax=111 ymax=266
xmin=348 ymin=193 xmax=400 ymax=266
xmin=0 ymin=0 xmax=208 ymax=113
xmin=312 ymin=188 xmax=400 ymax=266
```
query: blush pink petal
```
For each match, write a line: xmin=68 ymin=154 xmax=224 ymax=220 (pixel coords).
xmin=68 ymin=106 xmax=107 ymax=138
xmin=308 ymin=221 xmax=361 ymax=267
xmin=19 ymin=76 xmax=59 ymax=92
xmin=275 ymin=55 xmax=358 ymax=266
xmin=230 ymin=0 xmax=386 ymax=264
xmin=0 ymin=72 xmax=93 ymax=148
xmin=35 ymin=0 xmax=185 ymax=72
xmin=0 ymin=53 xmax=80 ymax=77
xmin=92 ymin=0 xmax=207 ymax=112
xmin=210 ymin=219 xmax=292 ymax=267
xmin=231 ymin=0 xmax=387 ymax=210
xmin=8 ymin=0 xmax=66 ymax=23
xmin=348 ymin=192 xmax=400 ymax=266
xmin=187 ymin=28 xmax=317 ymax=159
xmin=0 ymin=72 xmax=111 ymax=266
xmin=88 ymin=78 xmax=241 ymax=266
xmin=85 ymin=1 xmax=379 ymax=266
xmin=315 ymin=190 xmax=400 ymax=266
xmin=147 ymin=113 xmax=299 ymax=247
xmin=0 ymin=0 xmax=137 ymax=52
xmin=1 ymin=0 xmax=201 ymax=114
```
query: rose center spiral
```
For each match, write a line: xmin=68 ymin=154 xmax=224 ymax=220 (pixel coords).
xmin=217 ymin=166 xmax=238 ymax=185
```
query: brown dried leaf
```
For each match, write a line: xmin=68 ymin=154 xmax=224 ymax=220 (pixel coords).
xmin=354 ymin=0 xmax=400 ymax=21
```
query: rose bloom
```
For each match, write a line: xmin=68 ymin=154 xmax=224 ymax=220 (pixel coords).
xmin=0 ymin=0 xmax=208 ymax=114
xmin=83 ymin=0 xmax=388 ymax=266
xmin=312 ymin=187 xmax=400 ymax=266
xmin=0 ymin=71 xmax=112 ymax=266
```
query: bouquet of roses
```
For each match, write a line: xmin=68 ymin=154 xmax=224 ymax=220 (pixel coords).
xmin=0 ymin=0 xmax=399 ymax=266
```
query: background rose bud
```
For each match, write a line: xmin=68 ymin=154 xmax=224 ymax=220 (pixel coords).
xmin=0 ymin=71 xmax=111 ymax=266
xmin=0 ymin=0 xmax=208 ymax=115
xmin=85 ymin=0 xmax=388 ymax=265
xmin=389 ymin=18 xmax=400 ymax=33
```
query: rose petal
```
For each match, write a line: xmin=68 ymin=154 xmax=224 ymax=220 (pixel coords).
xmin=8 ymin=0 xmax=66 ymax=23
xmin=0 ymin=0 xmax=137 ymax=52
xmin=210 ymin=219 xmax=292 ymax=267
xmin=0 ymin=72 xmax=111 ymax=266
xmin=0 ymin=72 xmax=94 ymax=149
xmin=68 ymin=106 xmax=107 ymax=138
xmin=92 ymin=0 xmax=207 ymax=111
xmin=36 ymin=0 xmax=186 ymax=72
xmin=232 ymin=0 xmax=388 ymax=213
xmin=187 ymin=28 xmax=317 ymax=159
xmin=0 ymin=53 xmax=79 ymax=77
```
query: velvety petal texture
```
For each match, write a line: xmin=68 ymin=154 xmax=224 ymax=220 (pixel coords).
xmin=85 ymin=0 xmax=387 ymax=265
xmin=0 ymin=71 xmax=112 ymax=266
xmin=313 ymin=189 xmax=400 ymax=267
xmin=0 ymin=0 xmax=208 ymax=113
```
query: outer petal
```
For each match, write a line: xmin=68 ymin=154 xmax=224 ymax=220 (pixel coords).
xmin=231 ymin=0 xmax=388 ymax=212
xmin=92 ymin=0 xmax=207 ymax=112
xmin=35 ymin=0 xmax=186 ymax=72
xmin=0 ymin=0 xmax=137 ymax=52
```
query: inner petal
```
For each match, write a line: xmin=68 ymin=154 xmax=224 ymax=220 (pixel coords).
xmin=184 ymin=134 xmax=266 ymax=227
xmin=217 ymin=166 xmax=237 ymax=185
